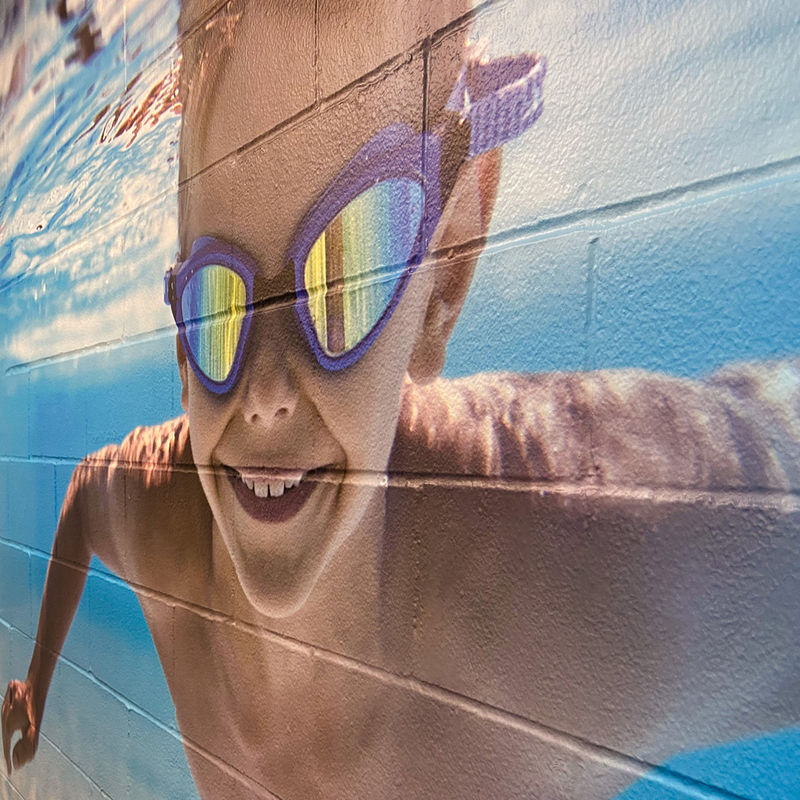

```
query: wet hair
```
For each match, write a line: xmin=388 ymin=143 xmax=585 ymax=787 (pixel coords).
xmin=177 ymin=1 xmax=242 ymax=181
xmin=177 ymin=0 xmax=473 ymax=174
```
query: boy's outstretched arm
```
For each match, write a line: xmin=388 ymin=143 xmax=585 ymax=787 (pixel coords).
xmin=2 ymin=463 xmax=94 ymax=775
xmin=396 ymin=360 xmax=800 ymax=491
xmin=2 ymin=417 xmax=194 ymax=777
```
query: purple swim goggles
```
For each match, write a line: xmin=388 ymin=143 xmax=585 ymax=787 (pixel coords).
xmin=165 ymin=52 xmax=546 ymax=394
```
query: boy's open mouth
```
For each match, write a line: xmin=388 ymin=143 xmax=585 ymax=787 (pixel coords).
xmin=224 ymin=466 xmax=327 ymax=523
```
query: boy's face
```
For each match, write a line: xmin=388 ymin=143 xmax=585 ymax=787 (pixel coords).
xmin=177 ymin=2 xmax=495 ymax=616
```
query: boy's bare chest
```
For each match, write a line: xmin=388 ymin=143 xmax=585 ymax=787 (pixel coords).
xmin=142 ymin=597 xmax=393 ymax=799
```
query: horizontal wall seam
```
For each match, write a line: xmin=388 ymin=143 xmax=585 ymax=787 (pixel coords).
xmin=31 ymin=731 xmax=109 ymax=799
xmin=0 ymin=773 xmax=25 ymax=799
xmin=477 ymin=153 xmax=800 ymax=261
xmin=4 ymin=325 xmax=177 ymax=375
xmin=1 ymin=456 xmax=799 ymax=507
xmin=0 ymin=185 xmax=176 ymax=298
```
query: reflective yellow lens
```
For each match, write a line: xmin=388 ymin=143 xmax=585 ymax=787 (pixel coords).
xmin=304 ymin=178 xmax=424 ymax=357
xmin=182 ymin=265 xmax=246 ymax=383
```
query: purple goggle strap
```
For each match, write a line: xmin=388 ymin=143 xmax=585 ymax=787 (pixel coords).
xmin=444 ymin=52 xmax=546 ymax=158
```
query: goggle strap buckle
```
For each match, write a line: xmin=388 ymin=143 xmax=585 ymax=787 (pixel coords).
xmin=446 ymin=51 xmax=546 ymax=158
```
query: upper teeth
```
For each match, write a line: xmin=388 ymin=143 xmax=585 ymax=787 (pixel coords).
xmin=240 ymin=475 xmax=302 ymax=498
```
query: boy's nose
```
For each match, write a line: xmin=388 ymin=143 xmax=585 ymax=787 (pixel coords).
xmin=238 ymin=310 xmax=300 ymax=428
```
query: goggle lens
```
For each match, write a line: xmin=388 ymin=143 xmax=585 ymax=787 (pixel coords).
xmin=181 ymin=264 xmax=247 ymax=383
xmin=303 ymin=178 xmax=424 ymax=357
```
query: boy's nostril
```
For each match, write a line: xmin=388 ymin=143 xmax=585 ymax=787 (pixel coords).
xmin=245 ymin=404 xmax=291 ymax=427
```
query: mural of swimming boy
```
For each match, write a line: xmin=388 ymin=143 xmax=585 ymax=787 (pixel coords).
xmin=3 ymin=0 xmax=800 ymax=798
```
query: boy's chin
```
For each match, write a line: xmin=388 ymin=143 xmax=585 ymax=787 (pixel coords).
xmin=243 ymin=574 xmax=317 ymax=619
xmin=233 ymin=545 xmax=328 ymax=619
xmin=219 ymin=481 xmax=385 ymax=619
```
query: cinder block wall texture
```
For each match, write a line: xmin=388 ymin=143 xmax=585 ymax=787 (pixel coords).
xmin=2 ymin=1 xmax=799 ymax=798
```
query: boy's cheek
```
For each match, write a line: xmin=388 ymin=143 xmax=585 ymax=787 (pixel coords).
xmin=311 ymin=336 xmax=423 ymax=467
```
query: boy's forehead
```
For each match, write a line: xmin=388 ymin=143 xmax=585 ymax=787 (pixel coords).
xmin=179 ymin=48 xmax=425 ymax=282
xmin=178 ymin=0 xmax=472 ymax=279
xmin=180 ymin=2 xmax=315 ymax=178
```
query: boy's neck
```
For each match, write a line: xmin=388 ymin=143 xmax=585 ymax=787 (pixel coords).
xmin=222 ymin=489 xmax=387 ymax=655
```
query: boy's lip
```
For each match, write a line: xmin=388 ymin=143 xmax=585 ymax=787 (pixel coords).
xmin=223 ymin=463 xmax=337 ymax=524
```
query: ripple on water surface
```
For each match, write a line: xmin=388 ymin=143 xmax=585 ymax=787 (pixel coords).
xmin=0 ymin=0 xmax=180 ymax=369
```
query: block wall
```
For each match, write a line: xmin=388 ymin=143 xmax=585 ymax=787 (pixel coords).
xmin=1 ymin=1 xmax=799 ymax=798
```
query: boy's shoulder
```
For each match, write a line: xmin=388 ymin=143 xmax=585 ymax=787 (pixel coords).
xmin=73 ymin=415 xmax=210 ymax=585
xmin=393 ymin=370 xmax=613 ymax=483
xmin=82 ymin=414 xmax=194 ymax=484
xmin=393 ymin=371 xmax=562 ymax=480
xmin=392 ymin=361 xmax=800 ymax=490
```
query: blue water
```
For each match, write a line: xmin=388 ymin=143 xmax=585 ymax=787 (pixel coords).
xmin=617 ymin=726 xmax=800 ymax=800
xmin=1 ymin=0 xmax=180 ymax=382
xmin=0 ymin=3 xmax=191 ymax=796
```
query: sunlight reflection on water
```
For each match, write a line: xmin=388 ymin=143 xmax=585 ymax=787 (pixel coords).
xmin=0 ymin=0 xmax=180 ymax=368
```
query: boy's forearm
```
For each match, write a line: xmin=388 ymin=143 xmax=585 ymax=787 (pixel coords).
xmin=26 ymin=479 xmax=93 ymax=723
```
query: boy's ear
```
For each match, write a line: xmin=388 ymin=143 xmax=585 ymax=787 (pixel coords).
xmin=408 ymin=148 xmax=501 ymax=383
xmin=176 ymin=335 xmax=190 ymax=411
